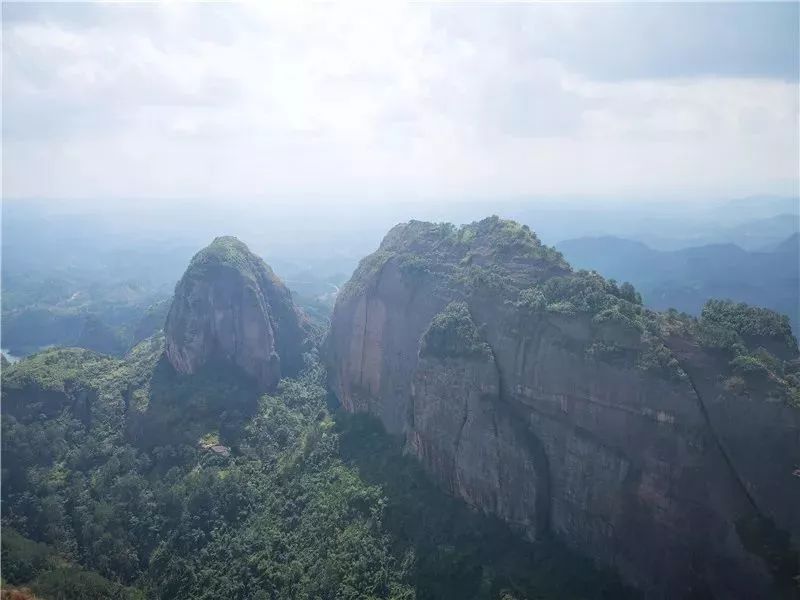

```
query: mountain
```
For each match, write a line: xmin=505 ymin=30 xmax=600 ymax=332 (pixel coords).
xmin=0 ymin=273 xmax=171 ymax=357
xmin=327 ymin=217 xmax=800 ymax=598
xmin=723 ymin=196 xmax=800 ymax=217
xmin=5 ymin=224 xmax=799 ymax=599
xmin=165 ymin=236 xmax=311 ymax=391
xmin=774 ymin=232 xmax=800 ymax=254
xmin=3 ymin=197 xmax=796 ymax=359
xmin=717 ymin=213 xmax=799 ymax=250
xmin=557 ymin=234 xmax=800 ymax=332
xmin=1 ymin=239 xmax=631 ymax=600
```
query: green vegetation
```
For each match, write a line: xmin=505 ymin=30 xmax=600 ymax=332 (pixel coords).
xmin=2 ymin=528 xmax=54 ymax=584
xmin=2 ymin=344 xmax=412 ymax=599
xmin=5 ymin=217 xmax=796 ymax=599
xmin=459 ymin=217 xmax=567 ymax=266
xmin=516 ymin=268 xmax=647 ymax=336
xmin=696 ymin=300 xmax=800 ymax=406
xmin=183 ymin=236 xmax=287 ymax=296
xmin=536 ymin=272 xmax=643 ymax=319
xmin=515 ymin=271 xmax=675 ymax=372
xmin=556 ymin=233 xmax=800 ymax=335
xmin=342 ymin=217 xmax=569 ymax=302
xmin=2 ymin=528 xmax=144 ymax=599
xmin=454 ymin=265 xmax=510 ymax=294
xmin=700 ymin=300 xmax=796 ymax=352
xmin=397 ymin=255 xmax=434 ymax=281
xmin=187 ymin=236 xmax=257 ymax=274
xmin=2 ymin=270 xmax=170 ymax=358
xmin=2 ymin=337 xmax=631 ymax=599
xmin=635 ymin=334 xmax=687 ymax=382
xmin=420 ymin=302 xmax=492 ymax=360
xmin=32 ymin=566 xmax=143 ymax=600
xmin=2 ymin=347 xmax=124 ymax=394
xmin=344 ymin=217 xmax=699 ymax=377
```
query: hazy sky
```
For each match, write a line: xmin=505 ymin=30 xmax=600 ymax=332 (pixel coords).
xmin=3 ymin=2 xmax=799 ymax=201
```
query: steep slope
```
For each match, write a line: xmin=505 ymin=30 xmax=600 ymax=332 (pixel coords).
xmin=328 ymin=217 xmax=800 ymax=599
xmin=165 ymin=236 xmax=310 ymax=391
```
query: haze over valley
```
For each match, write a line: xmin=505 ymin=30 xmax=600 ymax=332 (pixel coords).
xmin=3 ymin=194 xmax=798 ymax=358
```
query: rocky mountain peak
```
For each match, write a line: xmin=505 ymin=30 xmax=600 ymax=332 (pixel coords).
xmin=165 ymin=236 xmax=309 ymax=391
xmin=327 ymin=217 xmax=800 ymax=598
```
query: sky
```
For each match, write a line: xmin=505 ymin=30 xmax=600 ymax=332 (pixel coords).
xmin=3 ymin=2 xmax=799 ymax=202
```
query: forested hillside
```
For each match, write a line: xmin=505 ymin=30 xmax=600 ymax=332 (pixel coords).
xmin=1 ymin=336 xmax=628 ymax=600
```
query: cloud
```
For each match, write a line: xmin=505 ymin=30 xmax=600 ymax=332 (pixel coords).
xmin=432 ymin=3 xmax=799 ymax=81
xmin=2 ymin=2 xmax=798 ymax=200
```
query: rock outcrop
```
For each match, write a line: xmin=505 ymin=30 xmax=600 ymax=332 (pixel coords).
xmin=166 ymin=236 xmax=309 ymax=391
xmin=327 ymin=217 xmax=800 ymax=599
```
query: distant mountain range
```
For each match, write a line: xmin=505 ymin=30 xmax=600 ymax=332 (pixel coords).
xmin=557 ymin=232 xmax=799 ymax=332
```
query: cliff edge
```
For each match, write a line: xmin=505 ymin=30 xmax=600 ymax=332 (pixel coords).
xmin=327 ymin=217 xmax=800 ymax=599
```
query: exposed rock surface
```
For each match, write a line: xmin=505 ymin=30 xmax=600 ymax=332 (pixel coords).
xmin=165 ymin=236 xmax=309 ymax=391
xmin=327 ymin=217 xmax=800 ymax=599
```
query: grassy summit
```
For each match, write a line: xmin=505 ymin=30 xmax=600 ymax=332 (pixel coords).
xmin=340 ymin=216 xmax=569 ymax=301
xmin=189 ymin=236 xmax=250 ymax=267
xmin=183 ymin=235 xmax=280 ymax=284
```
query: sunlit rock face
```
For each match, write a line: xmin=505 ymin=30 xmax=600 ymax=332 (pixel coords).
xmin=327 ymin=217 xmax=800 ymax=599
xmin=166 ymin=236 xmax=309 ymax=391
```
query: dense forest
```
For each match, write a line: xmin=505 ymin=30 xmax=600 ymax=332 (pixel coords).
xmin=1 ymin=335 xmax=630 ymax=599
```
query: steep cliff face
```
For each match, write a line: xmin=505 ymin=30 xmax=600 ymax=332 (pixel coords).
xmin=165 ymin=236 xmax=309 ymax=391
xmin=328 ymin=217 xmax=800 ymax=599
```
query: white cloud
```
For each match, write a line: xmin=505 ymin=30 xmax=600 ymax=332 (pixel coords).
xmin=2 ymin=3 xmax=798 ymax=201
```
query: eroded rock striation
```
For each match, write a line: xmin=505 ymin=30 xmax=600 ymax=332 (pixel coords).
xmin=327 ymin=217 xmax=800 ymax=599
xmin=166 ymin=236 xmax=309 ymax=391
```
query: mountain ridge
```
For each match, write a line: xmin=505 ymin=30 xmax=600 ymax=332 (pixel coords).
xmin=557 ymin=233 xmax=799 ymax=332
